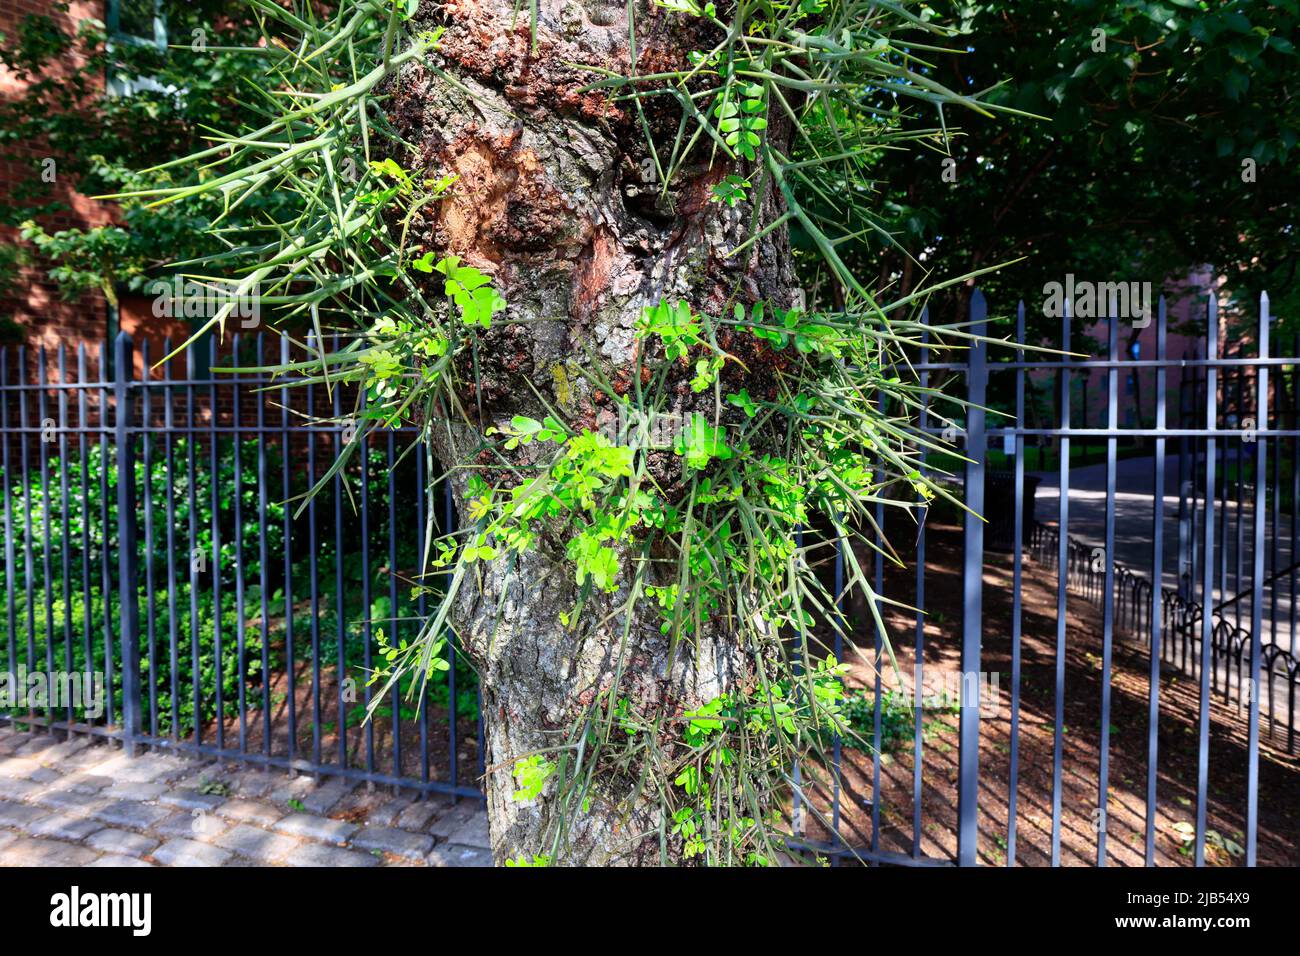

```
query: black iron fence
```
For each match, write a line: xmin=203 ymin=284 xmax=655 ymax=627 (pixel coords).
xmin=0 ymin=333 xmax=483 ymax=800
xmin=2 ymin=289 xmax=1297 ymax=866
xmin=790 ymin=290 xmax=1299 ymax=868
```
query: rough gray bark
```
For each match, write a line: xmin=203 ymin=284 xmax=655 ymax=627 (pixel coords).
xmin=392 ymin=0 xmax=793 ymax=864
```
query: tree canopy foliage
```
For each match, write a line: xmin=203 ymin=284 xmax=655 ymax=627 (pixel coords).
xmin=855 ymin=0 xmax=1299 ymax=334
xmin=5 ymin=1 xmax=1295 ymax=335
xmin=0 ymin=0 xmax=290 ymax=310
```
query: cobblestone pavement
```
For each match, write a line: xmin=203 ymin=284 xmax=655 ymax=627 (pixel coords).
xmin=0 ymin=726 xmax=492 ymax=867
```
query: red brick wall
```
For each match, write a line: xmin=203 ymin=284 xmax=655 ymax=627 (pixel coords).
xmin=0 ymin=0 xmax=112 ymax=362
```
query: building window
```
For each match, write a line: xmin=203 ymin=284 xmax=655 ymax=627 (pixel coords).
xmin=108 ymin=0 xmax=166 ymax=47
xmin=106 ymin=0 xmax=167 ymax=97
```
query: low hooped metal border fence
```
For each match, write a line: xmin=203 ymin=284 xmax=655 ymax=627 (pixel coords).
xmin=1031 ymin=522 xmax=1298 ymax=753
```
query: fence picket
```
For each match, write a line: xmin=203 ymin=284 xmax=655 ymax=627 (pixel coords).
xmin=958 ymin=290 xmax=988 ymax=867
xmin=114 ymin=332 xmax=141 ymax=756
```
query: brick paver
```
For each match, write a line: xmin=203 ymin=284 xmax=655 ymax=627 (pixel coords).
xmin=285 ymin=842 xmax=381 ymax=867
xmin=93 ymin=800 xmax=172 ymax=830
xmin=272 ymin=812 xmax=357 ymax=844
xmin=152 ymin=838 xmax=233 ymax=867
xmin=428 ymin=843 xmax=494 ymax=867
xmin=155 ymin=810 xmax=228 ymax=843
xmin=350 ymin=825 xmax=435 ymax=860
xmin=85 ymin=828 xmax=159 ymax=857
xmin=87 ymin=854 xmax=154 ymax=867
xmin=0 ymin=835 xmax=98 ymax=866
xmin=158 ymin=789 xmax=224 ymax=812
xmin=214 ymin=824 xmax=302 ymax=864
xmin=29 ymin=813 xmax=101 ymax=842
xmin=215 ymin=799 xmax=284 ymax=827
xmin=0 ymin=725 xmax=491 ymax=867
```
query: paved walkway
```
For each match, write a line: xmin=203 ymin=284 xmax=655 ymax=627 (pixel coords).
xmin=0 ymin=725 xmax=492 ymax=867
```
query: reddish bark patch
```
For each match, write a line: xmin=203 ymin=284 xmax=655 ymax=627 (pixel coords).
xmin=418 ymin=126 xmax=574 ymax=269
xmin=571 ymin=227 xmax=618 ymax=325
xmin=438 ymin=5 xmax=624 ymax=124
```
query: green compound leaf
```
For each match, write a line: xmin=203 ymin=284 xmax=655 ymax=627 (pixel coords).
xmin=710 ymin=174 xmax=751 ymax=207
xmin=636 ymin=298 xmax=704 ymax=360
xmin=673 ymin=413 xmax=733 ymax=470
xmin=432 ymin=256 xmax=505 ymax=328
xmin=512 ymin=755 xmax=556 ymax=802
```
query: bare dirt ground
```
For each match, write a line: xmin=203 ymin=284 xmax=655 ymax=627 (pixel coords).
xmin=201 ymin=655 xmax=482 ymax=793
xmin=801 ymin=521 xmax=1300 ymax=866
xmin=183 ymin=520 xmax=1298 ymax=865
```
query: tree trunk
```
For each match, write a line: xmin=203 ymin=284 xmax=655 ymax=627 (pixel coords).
xmin=391 ymin=1 xmax=794 ymax=864
xmin=452 ymin=548 xmax=749 ymax=864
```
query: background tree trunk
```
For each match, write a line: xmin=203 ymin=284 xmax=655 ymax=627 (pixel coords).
xmin=393 ymin=0 xmax=794 ymax=864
